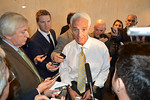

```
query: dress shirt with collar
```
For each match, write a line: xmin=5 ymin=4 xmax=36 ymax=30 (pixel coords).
xmin=59 ymin=36 xmax=110 ymax=88
xmin=3 ymin=39 xmax=19 ymax=51
xmin=38 ymin=29 xmax=55 ymax=47
xmin=2 ymin=39 xmax=41 ymax=95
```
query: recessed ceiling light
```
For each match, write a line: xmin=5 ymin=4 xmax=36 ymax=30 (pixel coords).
xmin=22 ymin=5 xmax=26 ymax=8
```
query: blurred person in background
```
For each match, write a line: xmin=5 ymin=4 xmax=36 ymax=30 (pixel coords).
xmin=89 ymin=19 xmax=110 ymax=47
xmin=60 ymin=12 xmax=75 ymax=35
xmin=107 ymin=19 xmax=124 ymax=92
xmin=112 ymin=42 xmax=150 ymax=100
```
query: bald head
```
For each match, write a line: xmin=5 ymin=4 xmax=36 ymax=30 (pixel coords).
xmin=127 ymin=14 xmax=137 ymax=19
xmin=94 ymin=19 xmax=106 ymax=28
xmin=126 ymin=14 xmax=138 ymax=28
xmin=94 ymin=19 xmax=106 ymax=38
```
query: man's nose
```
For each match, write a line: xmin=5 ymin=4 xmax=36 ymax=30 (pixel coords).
xmin=78 ymin=30 xmax=83 ymax=36
xmin=45 ymin=22 xmax=49 ymax=26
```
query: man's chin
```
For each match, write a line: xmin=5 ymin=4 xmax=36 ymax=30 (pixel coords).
xmin=22 ymin=42 xmax=26 ymax=46
xmin=43 ymin=29 xmax=50 ymax=33
xmin=77 ymin=41 xmax=84 ymax=46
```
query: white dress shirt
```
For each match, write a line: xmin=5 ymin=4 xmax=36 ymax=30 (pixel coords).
xmin=59 ymin=36 xmax=110 ymax=88
xmin=38 ymin=29 xmax=55 ymax=47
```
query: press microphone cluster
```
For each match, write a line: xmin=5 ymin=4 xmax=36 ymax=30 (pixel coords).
xmin=127 ymin=27 xmax=150 ymax=36
xmin=85 ymin=63 xmax=95 ymax=100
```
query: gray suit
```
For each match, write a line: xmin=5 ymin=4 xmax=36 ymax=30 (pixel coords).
xmin=0 ymin=39 xmax=41 ymax=99
xmin=51 ymin=29 xmax=74 ymax=59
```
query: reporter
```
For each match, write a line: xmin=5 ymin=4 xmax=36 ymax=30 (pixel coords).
xmin=0 ymin=46 xmax=60 ymax=100
xmin=0 ymin=12 xmax=60 ymax=99
xmin=89 ymin=19 xmax=110 ymax=47
xmin=112 ymin=42 xmax=150 ymax=100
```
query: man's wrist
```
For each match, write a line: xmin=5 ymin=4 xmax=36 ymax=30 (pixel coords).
xmin=51 ymin=52 xmax=56 ymax=60
xmin=93 ymin=85 xmax=98 ymax=93
xmin=36 ymin=88 xmax=42 ymax=94
xmin=68 ymin=85 xmax=73 ymax=92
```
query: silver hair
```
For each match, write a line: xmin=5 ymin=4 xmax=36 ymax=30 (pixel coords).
xmin=70 ymin=12 xmax=91 ymax=28
xmin=0 ymin=47 xmax=6 ymax=95
xmin=0 ymin=12 xmax=28 ymax=39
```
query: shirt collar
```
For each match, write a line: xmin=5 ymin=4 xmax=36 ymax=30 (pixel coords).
xmin=3 ymin=39 xmax=19 ymax=51
xmin=76 ymin=36 xmax=91 ymax=50
xmin=38 ymin=29 xmax=51 ymax=37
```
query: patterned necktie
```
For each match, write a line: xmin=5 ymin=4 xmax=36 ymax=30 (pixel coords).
xmin=47 ymin=34 xmax=54 ymax=49
xmin=18 ymin=48 xmax=41 ymax=82
xmin=77 ymin=47 xmax=86 ymax=93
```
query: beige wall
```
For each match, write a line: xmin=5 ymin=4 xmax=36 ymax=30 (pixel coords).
xmin=0 ymin=0 xmax=150 ymax=38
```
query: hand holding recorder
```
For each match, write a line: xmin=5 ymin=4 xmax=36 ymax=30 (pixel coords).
xmin=34 ymin=53 xmax=47 ymax=64
xmin=43 ymin=73 xmax=61 ymax=98
xmin=111 ymin=27 xmax=119 ymax=37
xmin=52 ymin=53 xmax=66 ymax=66
xmin=46 ymin=62 xmax=60 ymax=72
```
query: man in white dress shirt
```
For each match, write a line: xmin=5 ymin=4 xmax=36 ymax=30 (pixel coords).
xmin=59 ymin=12 xmax=110 ymax=100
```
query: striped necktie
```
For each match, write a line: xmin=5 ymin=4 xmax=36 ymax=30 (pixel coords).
xmin=18 ymin=48 xmax=41 ymax=82
xmin=77 ymin=47 xmax=86 ymax=93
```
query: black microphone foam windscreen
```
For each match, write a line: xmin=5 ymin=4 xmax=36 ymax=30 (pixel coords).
xmin=85 ymin=63 xmax=93 ymax=83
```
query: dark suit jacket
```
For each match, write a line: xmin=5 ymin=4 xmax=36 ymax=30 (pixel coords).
xmin=60 ymin=25 xmax=69 ymax=35
xmin=0 ymin=39 xmax=41 ymax=99
xmin=28 ymin=29 xmax=58 ymax=79
xmin=121 ymin=27 xmax=131 ymax=42
xmin=14 ymin=89 xmax=38 ymax=100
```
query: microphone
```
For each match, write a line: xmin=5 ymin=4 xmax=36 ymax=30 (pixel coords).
xmin=85 ymin=63 xmax=94 ymax=100
xmin=85 ymin=63 xmax=93 ymax=83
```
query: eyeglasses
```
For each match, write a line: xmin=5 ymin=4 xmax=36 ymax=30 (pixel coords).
xmin=8 ymin=70 xmax=16 ymax=83
xmin=127 ymin=19 xmax=135 ymax=23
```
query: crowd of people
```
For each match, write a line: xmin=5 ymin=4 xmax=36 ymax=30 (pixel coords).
xmin=0 ymin=10 xmax=150 ymax=100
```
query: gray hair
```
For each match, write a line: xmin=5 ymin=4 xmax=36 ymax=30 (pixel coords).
xmin=70 ymin=12 xmax=91 ymax=28
xmin=0 ymin=12 xmax=28 ymax=39
xmin=0 ymin=47 xmax=6 ymax=95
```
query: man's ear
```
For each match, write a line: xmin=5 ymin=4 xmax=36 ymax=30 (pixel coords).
xmin=88 ymin=25 xmax=91 ymax=33
xmin=69 ymin=24 xmax=72 ymax=30
xmin=69 ymin=24 xmax=73 ymax=35
xmin=116 ymin=78 xmax=125 ymax=93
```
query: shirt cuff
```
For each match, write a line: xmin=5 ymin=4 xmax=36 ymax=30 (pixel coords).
xmin=46 ymin=63 xmax=49 ymax=70
xmin=36 ymin=88 xmax=41 ymax=95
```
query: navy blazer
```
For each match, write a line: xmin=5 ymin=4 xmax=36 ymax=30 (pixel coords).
xmin=14 ymin=89 xmax=38 ymax=100
xmin=27 ymin=29 xmax=58 ymax=79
